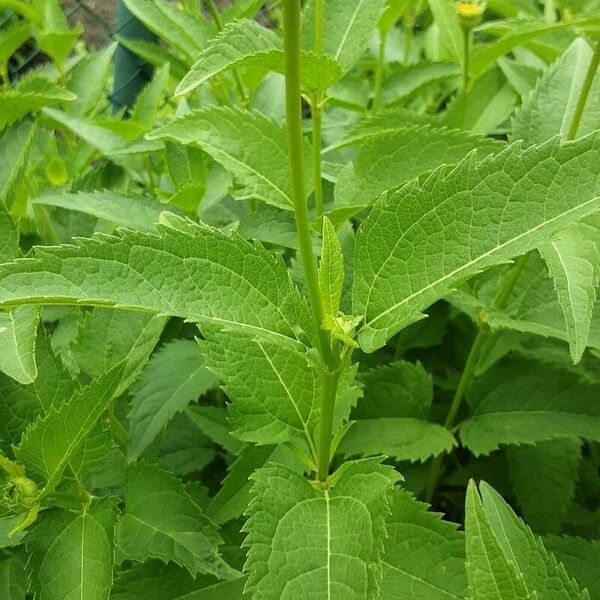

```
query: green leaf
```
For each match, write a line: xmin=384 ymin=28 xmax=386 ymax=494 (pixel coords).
xmin=130 ymin=63 xmax=170 ymax=129
xmin=0 ymin=75 xmax=75 ymax=128
xmin=426 ymin=0 xmax=464 ymax=65
xmin=244 ymin=459 xmax=400 ymax=599
xmin=353 ymin=134 xmax=600 ymax=352
xmin=476 ymin=480 xmax=589 ymax=599
xmin=122 ymin=0 xmax=210 ymax=60
xmin=186 ymin=405 xmax=243 ymax=455
xmin=0 ymin=119 xmax=37 ymax=203
xmin=461 ymin=360 xmax=600 ymax=455
xmin=0 ymin=554 xmax=26 ymax=600
xmin=354 ymin=360 xmax=433 ymax=421
xmin=14 ymin=361 xmax=126 ymax=494
xmin=115 ymin=463 xmax=235 ymax=579
xmin=319 ymin=216 xmax=345 ymax=322
xmin=302 ymin=0 xmax=386 ymax=72
xmin=0 ymin=203 xmax=18 ymax=264
xmin=128 ymin=339 xmax=217 ymax=459
xmin=36 ymin=499 xmax=118 ymax=600
xmin=0 ymin=334 xmax=78 ymax=450
xmin=149 ymin=107 xmax=312 ymax=211
xmin=543 ymin=535 xmax=600 ymax=600
xmin=380 ymin=488 xmax=467 ymax=599
xmin=70 ymin=308 xmax=166 ymax=396
xmin=112 ymin=561 xmax=245 ymax=600
xmin=0 ymin=306 xmax=40 ymax=385
xmin=200 ymin=325 xmax=320 ymax=446
xmin=513 ymin=38 xmax=600 ymax=145
xmin=465 ymin=481 xmax=534 ymax=600
xmin=507 ymin=439 xmax=581 ymax=534
xmin=176 ymin=19 xmax=342 ymax=96
xmin=339 ymin=418 xmax=457 ymax=462
xmin=539 ymin=218 xmax=600 ymax=363
xmin=31 ymin=190 xmax=177 ymax=232
xmin=335 ymin=125 xmax=502 ymax=209
xmin=0 ymin=219 xmax=312 ymax=345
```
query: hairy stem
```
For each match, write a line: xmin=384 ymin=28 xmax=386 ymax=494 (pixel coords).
xmin=283 ymin=0 xmax=339 ymax=481
xmin=425 ymin=254 xmax=530 ymax=502
xmin=567 ymin=38 xmax=600 ymax=141
xmin=205 ymin=0 xmax=248 ymax=104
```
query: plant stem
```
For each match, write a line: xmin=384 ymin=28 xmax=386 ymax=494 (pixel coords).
xmin=458 ymin=27 xmax=471 ymax=128
xmin=283 ymin=0 xmax=339 ymax=482
xmin=311 ymin=0 xmax=325 ymax=219
xmin=371 ymin=32 xmax=387 ymax=113
xmin=205 ymin=0 xmax=248 ymax=105
xmin=544 ymin=0 xmax=556 ymax=23
xmin=424 ymin=254 xmax=530 ymax=502
xmin=566 ymin=38 xmax=600 ymax=141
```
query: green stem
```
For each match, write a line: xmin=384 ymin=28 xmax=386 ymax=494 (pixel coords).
xmin=424 ymin=254 xmax=530 ymax=502
xmin=544 ymin=0 xmax=556 ymax=23
xmin=205 ymin=0 xmax=248 ymax=105
xmin=371 ymin=31 xmax=387 ymax=113
xmin=311 ymin=0 xmax=325 ymax=219
xmin=458 ymin=27 xmax=471 ymax=128
xmin=283 ymin=0 xmax=339 ymax=482
xmin=566 ymin=38 xmax=600 ymax=141
xmin=403 ymin=12 xmax=414 ymax=64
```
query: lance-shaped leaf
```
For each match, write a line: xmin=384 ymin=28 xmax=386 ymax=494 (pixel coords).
xmin=200 ymin=324 xmax=321 ymax=446
xmin=339 ymin=418 xmax=456 ymax=462
xmin=353 ymin=134 xmax=600 ymax=352
xmin=36 ymin=499 xmax=118 ymax=600
xmin=380 ymin=489 xmax=467 ymax=599
xmin=176 ymin=19 xmax=342 ymax=96
xmin=244 ymin=459 xmax=400 ymax=599
xmin=302 ymin=0 xmax=386 ymax=72
xmin=319 ymin=216 xmax=345 ymax=322
xmin=115 ymin=463 xmax=235 ymax=579
xmin=470 ymin=480 xmax=589 ymax=599
xmin=512 ymin=38 xmax=600 ymax=145
xmin=149 ymin=107 xmax=312 ymax=211
xmin=0 ymin=554 xmax=26 ymax=600
xmin=0 ymin=119 xmax=36 ymax=203
xmin=335 ymin=125 xmax=503 ymax=209
xmin=0 ymin=220 xmax=312 ymax=345
xmin=14 ymin=361 xmax=126 ymax=493
xmin=0 ymin=306 xmax=40 ymax=385
xmin=129 ymin=339 xmax=217 ymax=459
xmin=539 ymin=218 xmax=600 ymax=363
xmin=461 ymin=360 xmax=600 ymax=455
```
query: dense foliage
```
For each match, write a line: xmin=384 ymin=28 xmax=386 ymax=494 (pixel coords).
xmin=1 ymin=0 xmax=600 ymax=598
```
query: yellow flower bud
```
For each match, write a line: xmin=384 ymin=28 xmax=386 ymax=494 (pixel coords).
xmin=456 ymin=1 xmax=486 ymax=31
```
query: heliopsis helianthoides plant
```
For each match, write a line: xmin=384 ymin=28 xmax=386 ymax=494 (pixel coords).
xmin=1 ymin=0 xmax=600 ymax=598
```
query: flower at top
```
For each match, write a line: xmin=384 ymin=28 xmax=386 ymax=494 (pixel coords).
xmin=456 ymin=1 xmax=486 ymax=30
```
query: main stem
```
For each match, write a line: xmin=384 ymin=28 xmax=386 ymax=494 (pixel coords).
xmin=311 ymin=0 xmax=325 ymax=219
xmin=371 ymin=32 xmax=387 ymax=113
xmin=458 ymin=27 xmax=471 ymax=128
xmin=567 ymin=37 xmax=600 ymax=141
xmin=283 ymin=0 xmax=338 ymax=482
xmin=424 ymin=254 xmax=530 ymax=502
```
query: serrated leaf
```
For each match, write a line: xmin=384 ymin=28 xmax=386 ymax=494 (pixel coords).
xmin=476 ymin=480 xmax=590 ymax=599
xmin=512 ymin=38 xmax=600 ymax=145
xmin=340 ymin=418 xmax=457 ymax=462
xmin=426 ymin=0 xmax=464 ymax=65
xmin=354 ymin=360 xmax=433 ymax=419
xmin=465 ymin=481 xmax=533 ymax=600
xmin=31 ymin=190 xmax=178 ymax=232
xmin=507 ymin=439 xmax=581 ymax=534
xmin=128 ymin=339 xmax=217 ymax=459
xmin=115 ymin=463 xmax=234 ymax=579
xmin=353 ymin=134 xmax=600 ymax=352
xmin=149 ymin=107 xmax=312 ymax=211
xmin=0 ymin=219 xmax=312 ymax=345
xmin=543 ymin=535 xmax=600 ymax=600
xmin=0 ymin=334 xmax=78 ymax=450
xmin=0 ymin=306 xmax=40 ymax=385
xmin=460 ymin=359 xmax=600 ymax=455
xmin=14 ymin=361 xmax=126 ymax=493
xmin=380 ymin=488 xmax=467 ymax=599
xmin=319 ymin=216 xmax=344 ymax=321
xmin=200 ymin=324 xmax=320 ymax=446
xmin=244 ymin=459 xmax=400 ymax=599
xmin=176 ymin=19 xmax=342 ymax=96
xmin=186 ymin=405 xmax=242 ymax=455
xmin=539 ymin=218 xmax=600 ymax=363
xmin=0 ymin=119 xmax=36 ymax=203
xmin=130 ymin=63 xmax=170 ymax=129
xmin=0 ymin=75 xmax=75 ymax=128
xmin=302 ymin=0 xmax=386 ymax=71
xmin=0 ymin=554 xmax=26 ymax=600
xmin=36 ymin=499 xmax=118 ymax=600
xmin=335 ymin=125 xmax=503 ymax=209
xmin=122 ymin=0 xmax=210 ymax=60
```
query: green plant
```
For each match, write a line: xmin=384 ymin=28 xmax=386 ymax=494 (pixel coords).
xmin=1 ymin=0 xmax=600 ymax=598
